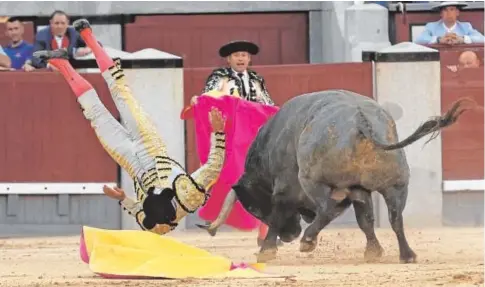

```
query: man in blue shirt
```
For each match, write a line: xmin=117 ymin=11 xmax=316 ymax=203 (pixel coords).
xmin=414 ymin=2 xmax=485 ymax=45
xmin=3 ymin=17 xmax=35 ymax=71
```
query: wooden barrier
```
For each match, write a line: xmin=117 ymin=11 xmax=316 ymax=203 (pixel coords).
xmin=0 ymin=61 xmax=480 ymax=185
xmin=440 ymin=66 xmax=484 ymax=180
xmin=0 ymin=71 xmax=118 ymax=183
xmin=183 ymin=62 xmax=374 ymax=173
xmin=124 ymin=13 xmax=309 ymax=68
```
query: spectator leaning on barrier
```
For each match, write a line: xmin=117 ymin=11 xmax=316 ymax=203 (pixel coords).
xmin=31 ymin=10 xmax=92 ymax=69
xmin=3 ymin=17 xmax=35 ymax=71
xmin=414 ymin=1 xmax=485 ymax=45
xmin=447 ymin=50 xmax=482 ymax=72
xmin=0 ymin=45 xmax=12 ymax=69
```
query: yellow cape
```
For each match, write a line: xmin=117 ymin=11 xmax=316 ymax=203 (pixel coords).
xmin=80 ymin=226 xmax=277 ymax=279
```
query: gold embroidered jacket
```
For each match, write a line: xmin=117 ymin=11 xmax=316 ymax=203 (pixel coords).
xmin=119 ymin=132 xmax=226 ymax=235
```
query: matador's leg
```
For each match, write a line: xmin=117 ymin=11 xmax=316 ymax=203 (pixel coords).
xmin=33 ymin=49 xmax=143 ymax=179
xmin=73 ymin=19 xmax=169 ymax=170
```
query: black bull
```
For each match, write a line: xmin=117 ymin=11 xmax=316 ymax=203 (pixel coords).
xmin=198 ymin=89 xmax=475 ymax=263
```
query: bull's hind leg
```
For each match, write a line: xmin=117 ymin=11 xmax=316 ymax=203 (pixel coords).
xmin=351 ymin=188 xmax=384 ymax=262
xmin=380 ymin=183 xmax=417 ymax=263
xmin=298 ymin=177 xmax=352 ymax=253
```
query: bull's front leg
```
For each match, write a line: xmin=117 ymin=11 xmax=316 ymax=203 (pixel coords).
xmin=298 ymin=178 xmax=351 ymax=253
xmin=257 ymin=223 xmax=280 ymax=263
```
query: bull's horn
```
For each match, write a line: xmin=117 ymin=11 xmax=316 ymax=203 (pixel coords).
xmin=197 ymin=189 xmax=237 ymax=236
xmin=195 ymin=223 xmax=217 ymax=236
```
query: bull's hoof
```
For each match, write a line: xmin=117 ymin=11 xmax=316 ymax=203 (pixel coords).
xmin=256 ymin=248 xmax=277 ymax=263
xmin=299 ymin=238 xmax=317 ymax=253
xmin=195 ymin=223 xmax=217 ymax=237
xmin=364 ymin=245 xmax=384 ymax=262
xmin=399 ymin=250 xmax=417 ymax=264
xmin=257 ymin=238 xmax=283 ymax=247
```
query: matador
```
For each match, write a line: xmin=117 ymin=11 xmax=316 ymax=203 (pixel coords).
xmin=33 ymin=19 xmax=226 ymax=235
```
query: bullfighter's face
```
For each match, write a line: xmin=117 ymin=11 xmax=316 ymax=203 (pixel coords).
xmin=227 ymin=51 xmax=251 ymax=73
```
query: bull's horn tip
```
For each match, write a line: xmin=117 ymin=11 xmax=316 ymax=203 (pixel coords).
xmin=195 ymin=223 xmax=217 ymax=237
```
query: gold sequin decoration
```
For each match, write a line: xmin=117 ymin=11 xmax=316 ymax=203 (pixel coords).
xmin=174 ymin=175 xmax=206 ymax=213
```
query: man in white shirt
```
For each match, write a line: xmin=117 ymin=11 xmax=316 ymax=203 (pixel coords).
xmin=414 ymin=1 xmax=485 ymax=45
xmin=196 ymin=40 xmax=274 ymax=105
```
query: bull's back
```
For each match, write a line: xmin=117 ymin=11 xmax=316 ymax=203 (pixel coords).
xmin=292 ymin=90 xmax=407 ymax=190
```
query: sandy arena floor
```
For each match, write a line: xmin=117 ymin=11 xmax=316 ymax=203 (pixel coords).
xmin=0 ymin=227 xmax=483 ymax=287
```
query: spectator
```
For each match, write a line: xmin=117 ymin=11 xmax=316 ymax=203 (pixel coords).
xmin=31 ymin=10 xmax=92 ymax=69
xmin=414 ymin=1 xmax=485 ymax=45
xmin=0 ymin=45 xmax=12 ymax=69
xmin=458 ymin=50 xmax=481 ymax=68
xmin=447 ymin=50 xmax=481 ymax=72
xmin=3 ymin=17 xmax=35 ymax=71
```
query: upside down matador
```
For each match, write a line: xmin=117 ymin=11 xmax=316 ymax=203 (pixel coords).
xmin=33 ymin=18 xmax=227 ymax=236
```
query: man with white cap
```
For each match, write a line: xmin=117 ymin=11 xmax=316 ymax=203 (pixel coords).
xmin=414 ymin=1 xmax=484 ymax=45
xmin=195 ymin=40 xmax=274 ymax=105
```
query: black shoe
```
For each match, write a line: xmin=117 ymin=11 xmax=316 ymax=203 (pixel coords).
xmin=73 ymin=18 xmax=91 ymax=33
xmin=33 ymin=49 xmax=69 ymax=61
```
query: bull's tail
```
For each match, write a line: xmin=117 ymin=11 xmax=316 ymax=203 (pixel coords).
xmin=358 ymin=98 xmax=478 ymax=151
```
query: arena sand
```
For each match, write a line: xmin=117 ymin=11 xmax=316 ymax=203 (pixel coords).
xmin=0 ymin=227 xmax=483 ymax=287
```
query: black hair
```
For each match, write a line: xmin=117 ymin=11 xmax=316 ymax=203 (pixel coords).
xmin=6 ymin=16 xmax=22 ymax=23
xmin=50 ymin=10 xmax=69 ymax=21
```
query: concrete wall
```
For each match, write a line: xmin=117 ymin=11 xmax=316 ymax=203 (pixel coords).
xmin=371 ymin=43 xmax=443 ymax=228
xmin=0 ymin=194 xmax=120 ymax=237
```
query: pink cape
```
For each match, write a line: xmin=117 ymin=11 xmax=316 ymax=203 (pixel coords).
xmin=181 ymin=95 xmax=279 ymax=230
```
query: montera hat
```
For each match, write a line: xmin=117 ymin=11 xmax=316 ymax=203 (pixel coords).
xmin=219 ymin=40 xmax=259 ymax=57
xmin=431 ymin=1 xmax=468 ymax=11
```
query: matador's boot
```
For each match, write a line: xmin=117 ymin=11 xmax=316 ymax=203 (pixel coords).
xmin=72 ymin=18 xmax=91 ymax=33
xmin=32 ymin=48 xmax=94 ymax=100
xmin=33 ymin=48 xmax=69 ymax=61
xmin=72 ymin=18 xmax=114 ymax=74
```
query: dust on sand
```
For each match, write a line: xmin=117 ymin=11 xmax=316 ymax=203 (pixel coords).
xmin=0 ymin=227 xmax=483 ymax=287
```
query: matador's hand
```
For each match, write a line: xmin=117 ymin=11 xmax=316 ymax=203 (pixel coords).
xmin=103 ymin=185 xmax=126 ymax=201
xmin=209 ymin=107 xmax=226 ymax=132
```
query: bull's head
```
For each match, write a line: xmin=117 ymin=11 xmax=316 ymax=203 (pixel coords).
xmin=201 ymin=174 xmax=302 ymax=243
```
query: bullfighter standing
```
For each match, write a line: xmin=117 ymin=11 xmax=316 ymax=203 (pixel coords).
xmin=33 ymin=18 xmax=227 ymax=235
xmin=192 ymin=40 xmax=280 ymax=246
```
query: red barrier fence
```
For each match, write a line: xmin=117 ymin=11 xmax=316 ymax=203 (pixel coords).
xmin=0 ymin=71 xmax=118 ymax=183
xmin=0 ymin=60 xmax=481 ymax=184
xmin=441 ymin=67 xmax=484 ymax=180
xmin=124 ymin=13 xmax=309 ymax=68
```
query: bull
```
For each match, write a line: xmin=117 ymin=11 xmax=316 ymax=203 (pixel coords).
xmin=198 ymin=89 xmax=473 ymax=264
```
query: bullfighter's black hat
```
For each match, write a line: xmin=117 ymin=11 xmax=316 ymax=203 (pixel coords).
xmin=431 ymin=1 xmax=468 ymax=11
xmin=219 ymin=40 xmax=259 ymax=57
